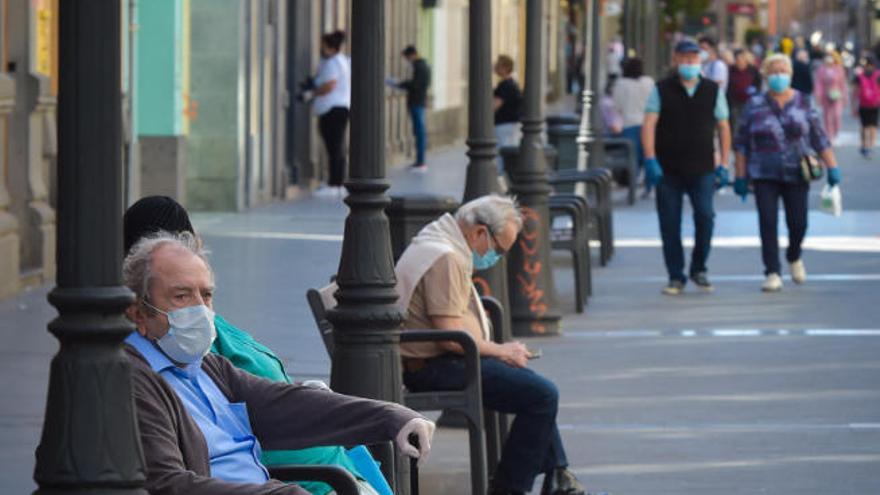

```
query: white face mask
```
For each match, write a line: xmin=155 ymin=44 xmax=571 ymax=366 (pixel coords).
xmin=144 ymin=301 xmax=216 ymax=364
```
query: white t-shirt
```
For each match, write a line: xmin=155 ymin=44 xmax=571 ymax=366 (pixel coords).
xmin=313 ymin=53 xmax=351 ymax=116
xmin=611 ymin=75 xmax=655 ymax=128
xmin=702 ymin=59 xmax=729 ymax=91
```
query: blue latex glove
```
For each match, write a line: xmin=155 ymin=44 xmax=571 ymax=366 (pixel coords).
xmin=645 ymin=157 xmax=663 ymax=187
xmin=734 ymin=177 xmax=749 ymax=202
xmin=827 ymin=167 xmax=841 ymax=187
xmin=714 ymin=166 xmax=730 ymax=189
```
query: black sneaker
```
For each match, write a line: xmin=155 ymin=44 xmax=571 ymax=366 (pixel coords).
xmin=662 ymin=279 xmax=685 ymax=296
xmin=689 ymin=272 xmax=714 ymax=292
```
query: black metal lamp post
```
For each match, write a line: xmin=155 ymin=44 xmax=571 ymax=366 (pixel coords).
xmin=506 ymin=0 xmax=562 ymax=337
xmin=33 ymin=1 xmax=147 ymax=493
xmin=327 ymin=0 xmax=405 ymax=490
xmin=462 ymin=0 xmax=513 ymax=341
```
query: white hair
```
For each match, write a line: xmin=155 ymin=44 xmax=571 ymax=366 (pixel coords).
xmin=455 ymin=194 xmax=523 ymax=234
xmin=762 ymin=53 xmax=793 ymax=76
xmin=122 ymin=230 xmax=212 ymax=301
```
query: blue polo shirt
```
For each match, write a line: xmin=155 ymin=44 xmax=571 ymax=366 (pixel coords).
xmin=126 ymin=332 xmax=270 ymax=484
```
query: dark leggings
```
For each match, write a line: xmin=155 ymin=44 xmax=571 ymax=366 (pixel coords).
xmin=318 ymin=106 xmax=350 ymax=186
xmin=753 ymin=179 xmax=809 ymax=275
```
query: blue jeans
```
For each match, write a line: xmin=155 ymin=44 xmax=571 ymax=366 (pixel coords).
xmin=620 ymin=125 xmax=646 ymax=191
xmin=753 ymin=180 xmax=809 ymax=275
xmin=409 ymin=104 xmax=427 ymax=165
xmin=655 ymin=172 xmax=716 ymax=282
xmin=404 ymin=355 xmax=568 ymax=492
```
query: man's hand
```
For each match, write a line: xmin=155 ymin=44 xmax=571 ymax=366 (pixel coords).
xmin=498 ymin=341 xmax=530 ymax=368
xmin=645 ymin=157 xmax=663 ymax=187
xmin=396 ymin=418 xmax=435 ymax=468
xmin=714 ymin=166 xmax=730 ymax=189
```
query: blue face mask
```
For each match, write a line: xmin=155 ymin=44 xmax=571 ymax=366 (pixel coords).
xmin=678 ymin=63 xmax=702 ymax=81
xmin=473 ymin=249 xmax=502 ymax=271
xmin=767 ymin=73 xmax=792 ymax=93
xmin=144 ymin=301 xmax=216 ymax=364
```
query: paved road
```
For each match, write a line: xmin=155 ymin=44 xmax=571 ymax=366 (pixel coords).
xmin=1 ymin=114 xmax=878 ymax=494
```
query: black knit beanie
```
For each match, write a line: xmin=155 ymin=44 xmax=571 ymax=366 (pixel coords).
xmin=123 ymin=196 xmax=195 ymax=254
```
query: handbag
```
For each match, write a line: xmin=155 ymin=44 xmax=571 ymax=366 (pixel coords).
xmin=800 ymin=153 xmax=824 ymax=182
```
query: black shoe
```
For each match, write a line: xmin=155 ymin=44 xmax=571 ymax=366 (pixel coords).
xmin=689 ymin=272 xmax=714 ymax=292
xmin=661 ymin=279 xmax=685 ymax=296
xmin=541 ymin=468 xmax=586 ymax=495
xmin=489 ymin=480 xmax=525 ymax=495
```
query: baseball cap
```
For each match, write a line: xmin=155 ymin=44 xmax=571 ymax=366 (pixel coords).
xmin=674 ymin=39 xmax=700 ymax=54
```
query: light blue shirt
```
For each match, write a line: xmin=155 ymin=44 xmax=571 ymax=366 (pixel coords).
xmin=126 ymin=332 xmax=270 ymax=484
xmin=644 ymin=78 xmax=730 ymax=120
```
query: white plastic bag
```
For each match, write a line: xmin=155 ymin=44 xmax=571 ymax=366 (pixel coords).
xmin=820 ymin=185 xmax=842 ymax=217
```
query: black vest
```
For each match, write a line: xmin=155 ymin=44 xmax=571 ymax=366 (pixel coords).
xmin=655 ymin=76 xmax=719 ymax=176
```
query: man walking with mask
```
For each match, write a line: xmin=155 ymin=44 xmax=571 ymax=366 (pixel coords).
xmin=642 ymin=39 xmax=732 ymax=295
xmin=393 ymin=195 xmax=587 ymax=495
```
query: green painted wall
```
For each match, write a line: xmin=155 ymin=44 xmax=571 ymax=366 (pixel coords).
xmin=136 ymin=0 xmax=184 ymax=136
xmin=186 ymin=0 xmax=242 ymax=211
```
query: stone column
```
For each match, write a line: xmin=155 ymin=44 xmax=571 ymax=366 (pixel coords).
xmin=8 ymin=0 xmax=56 ymax=287
xmin=506 ymin=0 xmax=562 ymax=336
xmin=33 ymin=0 xmax=148 ymax=492
xmin=328 ymin=0 xmax=405 ymax=489
xmin=576 ymin=0 xmax=594 ymax=174
xmin=0 ymin=72 xmax=19 ymax=298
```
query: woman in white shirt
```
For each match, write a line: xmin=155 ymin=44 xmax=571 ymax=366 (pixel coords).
xmin=611 ymin=57 xmax=655 ymax=195
xmin=310 ymin=31 xmax=351 ymax=198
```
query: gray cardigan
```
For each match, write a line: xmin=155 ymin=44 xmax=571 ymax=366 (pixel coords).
xmin=125 ymin=345 xmax=421 ymax=495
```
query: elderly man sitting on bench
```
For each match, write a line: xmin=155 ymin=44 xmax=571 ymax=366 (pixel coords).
xmin=122 ymin=230 xmax=434 ymax=494
xmin=395 ymin=195 xmax=586 ymax=495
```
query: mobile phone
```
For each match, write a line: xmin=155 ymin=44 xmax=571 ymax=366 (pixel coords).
xmin=527 ymin=349 xmax=543 ymax=359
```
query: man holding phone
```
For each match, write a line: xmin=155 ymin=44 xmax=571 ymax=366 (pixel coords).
xmin=394 ymin=195 xmax=586 ymax=495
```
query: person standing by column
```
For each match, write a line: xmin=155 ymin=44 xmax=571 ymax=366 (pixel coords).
xmin=395 ymin=45 xmax=432 ymax=172
xmin=813 ymin=50 xmax=847 ymax=144
xmin=733 ymin=54 xmax=840 ymax=292
xmin=306 ymin=31 xmax=351 ymax=198
xmin=493 ymin=54 xmax=523 ymax=154
xmin=612 ymin=57 xmax=655 ymax=196
xmin=642 ymin=39 xmax=732 ymax=296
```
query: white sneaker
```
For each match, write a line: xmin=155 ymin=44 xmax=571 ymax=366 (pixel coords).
xmin=789 ymin=259 xmax=806 ymax=284
xmin=313 ymin=186 xmax=340 ymax=198
xmin=761 ymin=273 xmax=783 ymax=292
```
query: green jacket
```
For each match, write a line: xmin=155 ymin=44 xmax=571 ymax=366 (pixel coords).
xmin=210 ymin=314 xmax=361 ymax=495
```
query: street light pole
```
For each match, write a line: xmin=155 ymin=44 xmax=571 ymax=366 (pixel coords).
xmin=327 ymin=0 xmax=405 ymax=489
xmin=462 ymin=0 xmax=512 ymax=340
xmin=588 ymin=0 xmax=605 ymax=169
xmin=33 ymin=1 xmax=147 ymax=493
xmin=507 ymin=0 xmax=562 ymax=336
xmin=577 ymin=0 xmax=595 ymax=173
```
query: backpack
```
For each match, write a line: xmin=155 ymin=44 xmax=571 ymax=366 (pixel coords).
xmin=858 ymin=71 xmax=880 ymax=108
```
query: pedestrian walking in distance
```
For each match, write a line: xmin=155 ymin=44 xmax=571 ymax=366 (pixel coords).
xmin=305 ymin=31 xmax=351 ymax=199
xmin=733 ymin=54 xmax=841 ymax=292
xmin=813 ymin=50 xmax=848 ymax=144
xmin=852 ymin=56 xmax=880 ymax=158
xmin=392 ymin=45 xmax=431 ymax=172
xmin=493 ymin=54 xmax=523 ymax=154
xmin=641 ymin=39 xmax=732 ymax=296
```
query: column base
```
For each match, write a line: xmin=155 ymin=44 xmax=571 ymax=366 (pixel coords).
xmin=0 ymin=211 xmax=20 ymax=299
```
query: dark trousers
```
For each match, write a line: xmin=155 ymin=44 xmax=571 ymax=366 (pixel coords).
xmin=655 ymin=171 xmax=716 ymax=282
xmin=409 ymin=104 xmax=427 ymax=165
xmin=404 ymin=355 xmax=568 ymax=492
xmin=753 ymin=179 xmax=809 ymax=275
xmin=318 ymin=106 xmax=350 ymax=186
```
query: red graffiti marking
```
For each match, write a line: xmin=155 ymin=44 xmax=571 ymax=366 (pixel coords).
xmin=472 ymin=276 xmax=492 ymax=297
xmin=514 ymin=204 xmax=549 ymax=330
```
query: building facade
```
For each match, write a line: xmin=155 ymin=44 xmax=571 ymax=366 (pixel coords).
xmin=0 ymin=0 xmax=569 ymax=300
